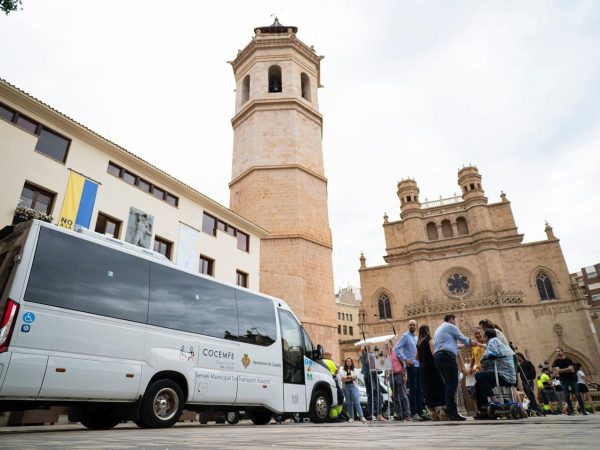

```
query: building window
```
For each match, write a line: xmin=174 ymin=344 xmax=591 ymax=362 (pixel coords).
xmin=153 ymin=236 xmax=172 ymax=260
xmin=236 ymin=270 xmax=248 ymax=288
xmin=106 ymin=161 xmax=178 ymax=207
xmin=456 ymin=217 xmax=469 ymax=235
xmin=343 ymin=325 xmax=347 ymax=335
xmin=349 ymin=326 xmax=353 ymax=336
xmin=241 ymin=75 xmax=250 ymax=104
xmin=268 ymin=65 xmax=282 ymax=93
xmin=301 ymin=73 xmax=311 ymax=101
xmin=536 ymin=272 xmax=557 ymax=301
xmin=95 ymin=212 xmax=121 ymax=239
xmin=0 ymin=103 xmax=15 ymax=121
xmin=591 ymin=294 xmax=600 ymax=301
xmin=200 ymin=255 xmax=214 ymax=276
xmin=584 ymin=266 xmax=598 ymax=279
xmin=441 ymin=219 xmax=454 ymax=238
xmin=426 ymin=222 xmax=438 ymax=240
xmin=18 ymin=183 xmax=55 ymax=215
xmin=377 ymin=293 xmax=392 ymax=320
xmin=0 ymin=102 xmax=71 ymax=163
xmin=16 ymin=114 xmax=38 ymax=134
xmin=446 ymin=272 xmax=471 ymax=297
xmin=237 ymin=231 xmax=249 ymax=252
xmin=349 ymin=314 xmax=352 ymax=321
xmin=202 ymin=212 xmax=217 ymax=236
xmin=338 ymin=325 xmax=341 ymax=334
xmin=337 ymin=312 xmax=341 ymax=320
xmin=35 ymin=128 xmax=70 ymax=163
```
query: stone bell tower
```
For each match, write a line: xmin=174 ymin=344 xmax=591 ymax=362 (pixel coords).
xmin=228 ymin=19 xmax=337 ymax=356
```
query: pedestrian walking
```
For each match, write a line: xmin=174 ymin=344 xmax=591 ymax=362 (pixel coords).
xmin=553 ymin=348 xmax=587 ymax=415
xmin=575 ymin=363 xmax=596 ymax=414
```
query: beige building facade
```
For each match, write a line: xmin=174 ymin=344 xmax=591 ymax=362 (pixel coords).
xmin=0 ymin=79 xmax=268 ymax=289
xmin=359 ymin=166 xmax=600 ymax=377
xmin=336 ymin=287 xmax=362 ymax=363
xmin=228 ymin=20 xmax=338 ymax=357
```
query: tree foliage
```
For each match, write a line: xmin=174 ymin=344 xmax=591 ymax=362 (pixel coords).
xmin=1 ymin=0 xmax=22 ymax=15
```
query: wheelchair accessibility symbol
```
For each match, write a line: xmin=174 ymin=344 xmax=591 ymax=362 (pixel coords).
xmin=23 ymin=312 xmax=36 ymax=324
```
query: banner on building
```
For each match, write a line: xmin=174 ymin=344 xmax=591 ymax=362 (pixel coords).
xmin=176 ymin=223 xmax=199 ymax=271
xmin=58 ymin=172 xmax=99 ymax=230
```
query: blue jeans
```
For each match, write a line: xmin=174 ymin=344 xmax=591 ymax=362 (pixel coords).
xmin=343 ymin=383 xmax=364 ymax=419
xmin=561 ymin=380 xmax=585 ymax=412
xmin=406 ymin=365 xmax=423 ymax=416
xmin=434 ymin=350 xmax=459 ymax=415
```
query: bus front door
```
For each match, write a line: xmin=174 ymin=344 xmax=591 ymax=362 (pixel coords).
xmin=278 ymin=309 xmax=306 ymax=412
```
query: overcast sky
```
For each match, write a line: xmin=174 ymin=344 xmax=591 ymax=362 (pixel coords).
xmin=2 ymin=1 xmax=599 ymax=291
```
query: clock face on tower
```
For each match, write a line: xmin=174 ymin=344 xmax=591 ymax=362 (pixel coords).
xmin=445 ymin=272 xmax=471 ymax=297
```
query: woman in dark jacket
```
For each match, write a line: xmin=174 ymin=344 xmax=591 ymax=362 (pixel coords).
xmin=416 ymin=325 xmax=447 ymax=420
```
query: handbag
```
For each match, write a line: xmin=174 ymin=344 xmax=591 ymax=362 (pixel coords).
xmin=390 ymin=351 xmax=404 ymax=375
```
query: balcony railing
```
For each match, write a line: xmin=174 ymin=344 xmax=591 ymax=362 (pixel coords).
xmin=422 ymin=195 xmax=462 ymax=209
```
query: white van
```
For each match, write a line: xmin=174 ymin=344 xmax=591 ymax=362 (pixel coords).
xmin=0 ymin=220 xmax=336 ymax=429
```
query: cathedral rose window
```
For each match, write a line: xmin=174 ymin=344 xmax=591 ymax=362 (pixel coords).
xmin=446 ymin=273 xmax=470 ymax=296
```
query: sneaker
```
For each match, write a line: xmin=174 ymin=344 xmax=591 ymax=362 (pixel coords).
xmin=412 ymin=414 xmax=423 ymax=421
xmin=419 ymin=414 xmax=432 ymax=421
xmin=360 ymin=417 xmax=367 ymax=423
xmin=348 ymin=418 xmax=354 ymax=423
xmin=582 ymin=411 xmax=589 ymax=415
xmin=447 ymin=412 xmax=467 ymax=421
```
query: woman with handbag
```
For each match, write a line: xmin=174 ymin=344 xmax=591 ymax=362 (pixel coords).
xmin=386 ymin=340 xmax=411 ymax=421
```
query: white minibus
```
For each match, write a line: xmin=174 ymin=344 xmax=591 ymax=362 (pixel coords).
xmin=0 ymin=220 xmax=336 ymax=429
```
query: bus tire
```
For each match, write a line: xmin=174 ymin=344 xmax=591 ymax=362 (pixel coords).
xmin=80 ymin=411 xmax=121 ymax=430
xmin=226 ymin=411 xmax=241 ymax=424
xmin=309 ymin=391 xmax=330 ymax=423
xmin=250 ymin=408 xmax=272 ymax=425
xmin=140 ymin=379 xmax=184 ymax=428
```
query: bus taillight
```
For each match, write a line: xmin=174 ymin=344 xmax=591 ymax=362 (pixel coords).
xmin=0 ymin=299 xmax=19 ymax=353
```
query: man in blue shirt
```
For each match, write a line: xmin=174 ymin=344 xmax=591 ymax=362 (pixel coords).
xmin=433 ymin=314 xmax=478 ymax=421
xmin=395 ymin=319 xmax=428 ymax=420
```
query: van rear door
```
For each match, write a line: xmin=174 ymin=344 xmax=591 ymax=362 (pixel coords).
xmin=0 ymin=223 xmax=52 ymax=398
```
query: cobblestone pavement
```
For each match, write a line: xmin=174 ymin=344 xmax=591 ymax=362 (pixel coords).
xmin=0 ymin=415 xmax=598 ymax=449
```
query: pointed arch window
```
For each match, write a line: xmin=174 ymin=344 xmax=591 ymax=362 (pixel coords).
xmin=268 ymin=65 xmax=282 ymax=93
xmin=241 ymin=75 xmax=250 ymax=104
xmin=441 ymin=219 xmax=454 ymax=238
xmin=456 ymin=217 xmax=469 ymax=235
xmin=426 ymin=222 xmax=438 ymax=240
xmin=301 ymin=73 xmax=311 ymax=101
xmin=377 ymin=293 xmax=392 ymax=320
xmin=536 ymin=272 xmax=557 ymax=301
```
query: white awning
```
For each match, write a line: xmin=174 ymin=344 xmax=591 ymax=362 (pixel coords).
xmin=354 ymin=334 xmax=396 ymax=346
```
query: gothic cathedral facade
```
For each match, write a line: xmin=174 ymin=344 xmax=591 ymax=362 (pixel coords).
xmin=228 ymin=20 xmax=338 ymax=356
xmin=358 ymin=166 xmax=600 ymax=377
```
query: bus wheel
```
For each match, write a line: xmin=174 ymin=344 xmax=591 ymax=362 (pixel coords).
xmin=80 ymin=411 xmax=121 ymax=430
xmin=250 ymin=408 xmax=272 ymax=425
xmin=140 ymin=379 xmax=184 ymax=428
xmin=226 ymin=411 xmax=241 ymax=424
xmin=309 ymin=391 xmax=330 ymax=423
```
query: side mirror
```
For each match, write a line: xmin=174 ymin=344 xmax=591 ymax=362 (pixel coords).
xmin=314 ymin=344 xmax=324 ymax=360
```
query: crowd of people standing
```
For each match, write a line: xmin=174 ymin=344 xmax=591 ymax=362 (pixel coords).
xmin=326 ymin=314 xmax=597 ymax=423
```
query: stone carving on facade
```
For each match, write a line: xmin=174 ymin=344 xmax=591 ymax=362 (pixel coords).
xmin=404 ymin=291 xmax=525 ymax=318
xmin=125 ymin=207 xmax=154 ymax=249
